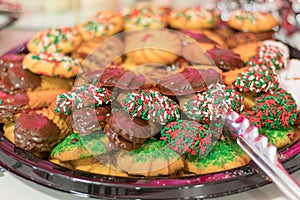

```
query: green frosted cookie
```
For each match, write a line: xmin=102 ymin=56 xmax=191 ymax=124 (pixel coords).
xmin=259 ymin=127 xmax=294 ymax=148
xmin=185 ymin=140 xmax=250 ymax=175
xmin=116 ymin=139 xmax=184 ymax=176
xmin=51 ymin=132 xmax=108 ymax=161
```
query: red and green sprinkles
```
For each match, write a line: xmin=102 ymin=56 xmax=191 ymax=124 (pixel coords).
xmin=245 ymin=88 xmax=297 ymax=129
xmin=31 ymin=27 xmax=78 ymax=52
xmin=234 ymin=69 xmax=278 ymax=93
xmin=31 ymin=52 xmax=80 ymax=66
xmin=121 ymin=89 xmax=180 ymax=125
xmin=171 ymin=6 xmax=214 ymax=23
xmin=183 ymin=83 xmax=244 ymax=123
xmin=247 ymin=45 xmax=286 ymax=70
xmin=55 ymin=83 xmax=112 ymax=115
xmin=124 ymin=7 xmax=166 ymax=28
xmin=160 ymin=120 xmax=215 ymax=157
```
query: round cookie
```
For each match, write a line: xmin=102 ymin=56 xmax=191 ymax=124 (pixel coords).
xmin=249 ymin=44 xmax=287 ymax=70
xmin=160 ymin=120 xmax=218 ymax=157
xmin=169 ymin=6 xmax=217 ymax=30
xmin=125 ymin=29 xmax=182 ymax=65
xmin=185 ymin=139 xmax=250 ymax=175
xmin=23 ymin=52 xmax=81 ymax=78
xmin=121 ymin=89 xmax=180 ymax=125
xmin=183 ymin=83 xmax=244 ymax=124
xmin=14 ymin=111 xmax=61 ymax=154
xmin=234 ymin=69 xmax=279 ymax=93
xmin=259 ymin=127 xmax=294 ymax=148
xmin=77 ymin=11 xmax=123 ymax=41
xmin=124 ymin=6 xmax=168 ymax=30
xmin=50 ymin=132 xmax=109 ymax=161
xmin=116 ymin=139 xmax=184 ymax=176
xmin=55 ymin=83 xmax=112 ymax=116
xmin=70 ymin=157 xmax=128 ymax=177
xmin=228 ymin=10 xmax=279 ymax=33
xmin=104 ymin=110 xmax=159 ymax=151
xmin=27 ymin=27 xmax=82 ymax=53
xmin=245 ymin=88 xmax=297 ymax=130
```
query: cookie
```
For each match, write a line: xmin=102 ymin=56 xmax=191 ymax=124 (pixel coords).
xmin=234 ymin=69 xmax=279 ymax=94
xmin=27 ymin=27 xmax=82 ymax=53
xmin=71 ymin=36 xmax=123 ymax=65
xmin=226 ymin=31 xmax=273 ymax=49
xmin=51 ymin=132 xmax=109 ymax=161
xmin=71 ymin=157 xmax=128 ymax=177
xmin=54 ymin=83 xmax=112 ymax=116
xmin=232 ymin=42 xmax=260 ymax=62
xmin=228 ymin=10 xmax=279 ymax=33
xmin=77 ymin=11 xmax=123 ymax=41
xmin=245 ymin=88 xmax=297 ymax=130
xmin=124 ymin=6 xmax=168 ymax=30
xmin=182 ymin=83 xmax=244 ymax=124
xmin=121 ymin=89 xmax=180 ymax=125
xmin=116 ymin=139 xmax=184 ymax=176
xmin=160 ymin=120 xmax=219 ymax=157
xmin=104 ymin=110 xmax=159 ymax=151
xmin=185 ymin=139 xmax=250 ymax=175
xmin=14 ymin=111 xmax=62 ymax=154
xmin=169 ymin=6 xmax=217 ymax=30
xmin=23 ymin=52 xmax=81 ymax=78
xmin=125 ymin=29 xmax=182 ymax=65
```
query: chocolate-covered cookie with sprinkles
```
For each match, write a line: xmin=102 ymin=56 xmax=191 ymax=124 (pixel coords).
xmin=182 ymin=83 xmax=244 ymax=124
xmin=120 ymin=89 xmax=181 ymax=125
xmin=234 ymin=69 xmax=279 ymax=94
xmin=244 ymin=88 xmax=297 ymax=147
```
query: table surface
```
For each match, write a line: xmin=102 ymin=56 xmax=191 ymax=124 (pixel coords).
xmin=0 ymin=29 xmax=299 ymax=200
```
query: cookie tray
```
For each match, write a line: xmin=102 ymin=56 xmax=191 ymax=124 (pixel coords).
xmin=0 ymin=43 xmax=299 ymax=199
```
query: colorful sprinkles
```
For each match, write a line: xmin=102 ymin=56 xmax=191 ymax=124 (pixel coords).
xmin=121 ymin=89 xmax=180 ymax=125
xmin=245 ymin=88 xmax=297 ymax=129
xmin=124 ymin=7 xmax=166 ymax=28
xmin=55 ymin=83 xmax=112 ymax=115
xmin=170 ymin=6 xmax=214 ymax=24
xmin=183 ymin=83 xmax=244 ymax=123
xmin=30 ymin=27 xmax=79 ymax=53
xmin=160 ymin=120 xmax=216 ymax=157
xmin=234 ymin=69 xmax=279 ymax=93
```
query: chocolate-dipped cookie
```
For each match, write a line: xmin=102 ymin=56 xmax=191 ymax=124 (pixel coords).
xmin=104 ymin=110 xmax=159 ymax=151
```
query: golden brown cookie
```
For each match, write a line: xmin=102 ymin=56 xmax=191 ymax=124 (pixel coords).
xmin=228 ymin=10 xmax=279 ymax=33
xmin=23 ymin=52 xmax=81 ymax=78
xmin=77 ymin=11 xmax=123 ymax=41
xmin=125 ymin=29 xmax=182 ymax=65
xmin=185 ymin=140 xmax=250 ymax=175
xmin=71 ymin=157 xmax=128 ymax=177
xmin=169 ymin=6 xmax=217 ymax=30
xmin=27 ymin=27 xmax=82 ymax=54
xmin=115 ymin=139 xmax=184 ymax=176
xmin=123 ymin=6 xmax=168 ymax=30
xmin=232 ymin=42 xmax=260 ymax=62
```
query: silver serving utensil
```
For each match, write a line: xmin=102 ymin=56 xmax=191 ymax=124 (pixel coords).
xmin=224 ymin=111 xmax=300 ymax=200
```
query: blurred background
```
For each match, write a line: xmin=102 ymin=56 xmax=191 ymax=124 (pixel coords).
xmin=1 ymin=0 xmax=218 ymax=30
xmin=1 ymin=0 xmax=300 ymax=45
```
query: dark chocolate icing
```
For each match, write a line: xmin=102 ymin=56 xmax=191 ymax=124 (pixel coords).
xmin=156 ymin=67 xmax=221 ymax=96
xmin=14 ymin=112 xmax=61 ymax=153
xmin=206 ymin=47 xmax=244 ymax=71
xmin=0 ymin=54 xmax=41 ymax=93
xmin=66 ymin=105 xmax=111 ymax=135
xmin=104 ymin=110 xmax=158 ymax=150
